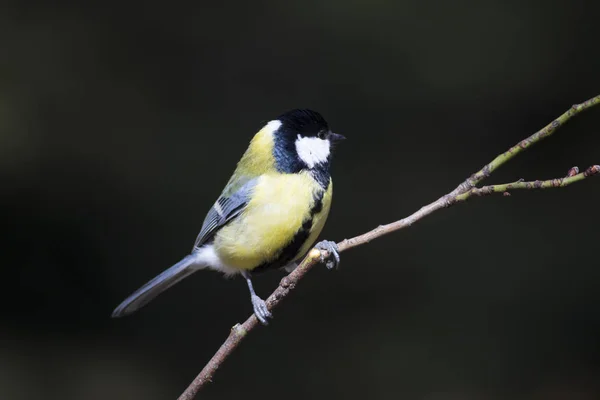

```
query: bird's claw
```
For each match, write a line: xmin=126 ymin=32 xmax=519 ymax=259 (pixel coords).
xmin=251 ymin=295 xmax=272 ymax=325
xmin=315 ymin=240 xmax=340 ymax=270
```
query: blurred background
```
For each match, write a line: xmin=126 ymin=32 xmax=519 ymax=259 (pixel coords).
xmin=2 ymin=1 xmax=600 ymax=399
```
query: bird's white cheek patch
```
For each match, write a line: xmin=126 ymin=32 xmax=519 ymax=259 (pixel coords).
xmin=295 ymin=136 xmax=330 ymax=168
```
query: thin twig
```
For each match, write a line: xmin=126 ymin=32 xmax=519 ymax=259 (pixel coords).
xmin=453 ymin=165 xmax=600 ymax=202
xmin=178 ymin=94 xmax=600 ymax=400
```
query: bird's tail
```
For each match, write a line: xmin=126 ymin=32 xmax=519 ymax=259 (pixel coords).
xmin=111 ymin=254 xmax=200 ymax=318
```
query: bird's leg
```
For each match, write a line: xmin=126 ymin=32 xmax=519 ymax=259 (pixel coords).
xmin=315 ymin=240 xmax=340 ymax=270
xmin=242 ymin=271 xmax=272 ymax=325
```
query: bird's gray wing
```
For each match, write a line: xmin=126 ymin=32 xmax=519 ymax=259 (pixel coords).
xmin=193 ymin=177 xmax=258 ymax=249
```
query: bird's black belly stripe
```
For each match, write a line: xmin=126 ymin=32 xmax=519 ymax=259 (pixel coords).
xmin=253 ymin=185 xmax=327 ymax=273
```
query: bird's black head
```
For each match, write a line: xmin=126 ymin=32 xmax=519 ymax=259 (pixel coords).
xmin=277 ymin=109 xmax=329 ymax=137
xmin=269 ymin=109 xmax=344 ymax=181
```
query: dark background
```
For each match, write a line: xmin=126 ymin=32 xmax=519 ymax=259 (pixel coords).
xmin=2 ymin=1 xmax=600 ymax=399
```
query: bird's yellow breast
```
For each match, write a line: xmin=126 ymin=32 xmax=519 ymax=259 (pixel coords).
xmin=213 ymin=171 xmax=332 ymax=270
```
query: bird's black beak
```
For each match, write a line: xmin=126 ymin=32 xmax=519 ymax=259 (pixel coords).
xmin=329 ymin=132 xmax=346 ymax=142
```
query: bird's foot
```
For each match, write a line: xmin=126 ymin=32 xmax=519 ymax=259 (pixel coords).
xmin=251 ymin=294 xmax=272 ymax=325
xmin=315 ymin=240 xmax=340 ymax=270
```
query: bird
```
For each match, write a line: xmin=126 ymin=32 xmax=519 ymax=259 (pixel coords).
xmin=111 ymin=109 xmax=344 ymax=324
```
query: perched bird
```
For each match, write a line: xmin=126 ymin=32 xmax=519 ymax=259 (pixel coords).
xmin=111 ymin=109 xmax=344 ymax=324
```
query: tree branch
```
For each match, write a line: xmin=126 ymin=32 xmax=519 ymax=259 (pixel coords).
xmin=178 ymin=94 xmax=600 ymax=400
xmin=452 ymin=165 xmax=600 ymax=202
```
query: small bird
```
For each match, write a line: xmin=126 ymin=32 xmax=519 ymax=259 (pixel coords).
xmin=111 ymin=109 xmax=344 ymax=324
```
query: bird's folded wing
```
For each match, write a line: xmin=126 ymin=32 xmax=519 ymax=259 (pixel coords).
xmin=193 ymin=177 xmax=258 ymax=248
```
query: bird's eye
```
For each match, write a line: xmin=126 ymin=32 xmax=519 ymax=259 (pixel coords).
xmin=317 ymin=130 xmax=326 ymax=139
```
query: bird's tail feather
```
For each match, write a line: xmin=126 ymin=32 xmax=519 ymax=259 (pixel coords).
xmin=111 ymin=254 xmax=199 ymax=318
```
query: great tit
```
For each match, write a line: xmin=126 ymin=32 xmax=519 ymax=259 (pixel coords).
xmin=112 ymin=109 xmax=344 ymax=324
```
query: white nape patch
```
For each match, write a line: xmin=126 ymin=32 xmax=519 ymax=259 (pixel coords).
xmin=193 ymin=244 xmax=240 ymax=276
xmin=295 ymin=135 xmax=330 ymax=168
xmin=264 ymin=119 xmax=282 ymax=135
